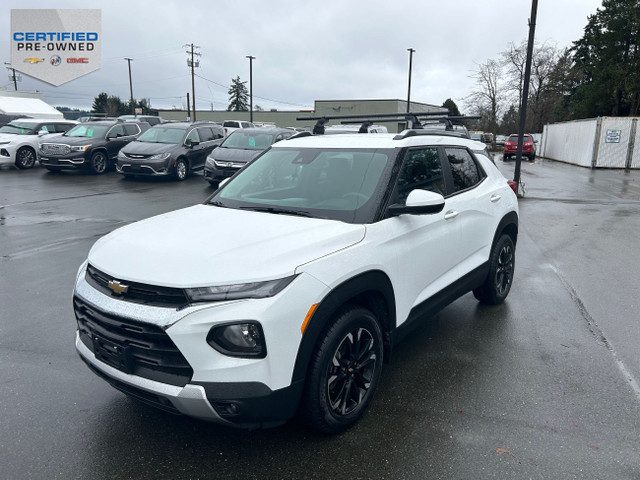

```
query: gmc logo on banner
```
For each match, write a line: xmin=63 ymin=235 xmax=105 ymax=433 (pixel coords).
xmin=67 ymin=58 xmax=89 ymax=63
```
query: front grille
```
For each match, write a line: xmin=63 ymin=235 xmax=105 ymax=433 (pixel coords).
xmin=86 ymin=264 xmax=189 ymax=308
xmin=74 ymin=295 xmax=193 ymax=386
xmin=41 ymin=143 xmax=70 ymax=155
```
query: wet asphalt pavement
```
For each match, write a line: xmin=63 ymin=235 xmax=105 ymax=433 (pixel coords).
xmin=0 ymin=157 xmax=639 ymax=479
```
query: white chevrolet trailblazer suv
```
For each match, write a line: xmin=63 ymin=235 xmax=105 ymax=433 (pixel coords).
xmin=74 ymin=128 xmax=519 ymax=433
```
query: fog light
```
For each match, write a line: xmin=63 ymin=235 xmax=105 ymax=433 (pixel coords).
xmin=207 ymin=321 xmax=266 ymax=358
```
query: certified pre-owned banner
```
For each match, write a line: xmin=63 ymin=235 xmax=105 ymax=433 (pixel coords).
xmin=11 ymin=9 xmax=101 ymax=86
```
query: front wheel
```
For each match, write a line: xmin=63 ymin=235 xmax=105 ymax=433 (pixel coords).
xmin=174 ymin=158 xmax=188 ymax=181
xmin=15 ymin=147 xmax=37 ymax=169
xmin=88 ymin=151 xmax=107 ymax=174
xmin=473 ymin=234 xmax=515 ymax=304
xmin=300 ymin=306 xmax=383 ymax=434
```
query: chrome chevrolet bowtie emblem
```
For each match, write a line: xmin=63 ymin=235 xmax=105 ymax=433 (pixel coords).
xmin=108 ymin=280 xmax=129 ymax=295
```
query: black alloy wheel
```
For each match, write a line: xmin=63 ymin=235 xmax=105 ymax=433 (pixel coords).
xmin=15 ymin=147 xmax=36 ymax=169
xmin=88 ymin=151 xmax=107 ymax=174
xmin=300 ymin=306 xmax=383 ymax=434
xmin=473 ymin=234 xmax=515 ymax=304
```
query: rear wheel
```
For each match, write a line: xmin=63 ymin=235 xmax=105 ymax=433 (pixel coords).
xmin=300 ymin=306 xmax=383 ymax=434
xmin=473 ymin=234 xmax=515 ymax=304
xmin=15 ymin=147 xmax=36 ymax=169
xmin=88 ymin=151 xmax=107 ymax=174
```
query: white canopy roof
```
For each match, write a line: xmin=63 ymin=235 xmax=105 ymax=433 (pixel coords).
xmin=0 ymin=96 xmax=63 ymax=119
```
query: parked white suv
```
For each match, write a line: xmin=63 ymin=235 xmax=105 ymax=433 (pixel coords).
xmin=74 ymin=129 xmax=518 ymax=433
xmin=0 ymin=118 xmax=77 ymax=169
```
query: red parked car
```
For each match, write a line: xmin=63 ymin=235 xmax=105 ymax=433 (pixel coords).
xmin=503 ymin=134 xmax=536 ymax=161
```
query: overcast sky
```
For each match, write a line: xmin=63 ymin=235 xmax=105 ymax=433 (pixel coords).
xmin=2 ymin=0 xmax=604 ymax=113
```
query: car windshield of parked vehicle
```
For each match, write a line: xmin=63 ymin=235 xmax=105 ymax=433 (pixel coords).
xmin=0 ymin=122 xmax=38 ymax=135
xmin=208 ymin=147 xmax=394 ymax=223
xmin=64 ymin=124 xmax=109 ymax=138
xmin=136 ymin=127 xmax=186 ymax=144
xmin=219 ymin=131 xmax=276 ymax=151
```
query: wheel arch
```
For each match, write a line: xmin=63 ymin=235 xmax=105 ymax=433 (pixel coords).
xmin=291 ymin=270 xmax=396 ymax=386
xmin=493 ymin=211 xmax=518 ymax=248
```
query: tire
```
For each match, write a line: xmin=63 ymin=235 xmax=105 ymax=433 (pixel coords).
xmin=300 ymin=305 xmax=383 ymax=434
xmin=502 ymin=155 xmax=508 ymax=161
xmin=88 ymin=151 xmax=107 ymax=174
xmin=174 ymin=158 xmax=188 ymax=181
xmin=15 ymin=147 xmax=37 ymax=169
xmin=473 ymin=234 xmax=516 ymax=305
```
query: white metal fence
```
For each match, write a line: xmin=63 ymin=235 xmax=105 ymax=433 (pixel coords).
xmin=540 ymin=117 xmax=639 ymax=169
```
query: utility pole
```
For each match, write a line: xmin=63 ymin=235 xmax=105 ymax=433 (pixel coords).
xmin=513 ymin=0 xmax=538 ymax=195
xmin=246 ymin=55 xmax=255 ymax=123
xmin=184 ymin=44 xmax=201 ymax=122
xmin=124 ymin=57 xmax=135 ymax=116
xmin=406 ymin=48 xmax=415 ymax=113
xmin=4 ymin=62 xmax=18 ymax=91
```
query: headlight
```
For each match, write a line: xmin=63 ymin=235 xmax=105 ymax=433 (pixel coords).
xmin=207 ymin=321 xmax=266 ymax=358
xmin=149 ymin=152 xmax=171 ymax=160
xmin=70 ymin=145 xmax=90 ymax=152
xmin=185 ymin=275 xmax=297 ymax=303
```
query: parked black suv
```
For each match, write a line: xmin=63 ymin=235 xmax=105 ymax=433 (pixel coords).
xmin=116 ymin=122 xmax=224 ymax=180
xmin=39 ymin=120 xmax=150 ymax=174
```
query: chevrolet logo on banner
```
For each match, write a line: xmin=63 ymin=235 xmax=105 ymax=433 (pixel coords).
xmin=23 ymin=57 xmax=44 ymax=64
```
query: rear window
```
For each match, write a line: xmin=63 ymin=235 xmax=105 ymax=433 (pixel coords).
xmin=508 ymin=135 xmax=532 ymax=143
xmin=223 ymin=121 xmax=240 ymax=128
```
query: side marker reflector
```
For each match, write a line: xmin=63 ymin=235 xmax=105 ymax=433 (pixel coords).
xmin=301 ymin=303 xmax=319 ymax=335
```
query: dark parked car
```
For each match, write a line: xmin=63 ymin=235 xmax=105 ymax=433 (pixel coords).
xmin=117 ymin=115 xmax=164 ymax=126
xmin=204 ymin=127 xmax=294 ymax=185
xmin=39 ymin=120 xmax=149 ymax=174
xmin=116 ymin=122 xmax=224 ymax=180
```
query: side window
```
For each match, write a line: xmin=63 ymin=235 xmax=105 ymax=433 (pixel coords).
xmin=185 ymin=128 xmax=200 ymax=144
xmin=213 ymin=126 xmax=224 ymax=139
xmin=56 ymin=123 xmax=74 ymax=133
xmin=396 ymin=148 xmax=444 ymax=203
xmin=241 ymin=122 xmax=252 ymax=128
xmin=108 ymin=125 xmax=125 ymax=138
xmin=123 ymin=124 xmax=139 ymax=136
xmin=39 ymin=124 xmax=53 ymax=133
xmin=445 ymin=148 xmax=484 ymax=193
xmin=197 ymin=127 xmax=215 ymax=142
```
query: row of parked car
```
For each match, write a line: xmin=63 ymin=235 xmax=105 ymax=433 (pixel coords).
xmin=0 ymin=115 xmax=301 ymax=183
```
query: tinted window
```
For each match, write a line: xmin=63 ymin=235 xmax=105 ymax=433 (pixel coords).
xmin=212 ymin=126 xmax=224 ymax=139
xmin=396 ymin=148 xmax=445 ymax=202
xmin=123 ymin=124 xmax=140 ymax=136
xmin=55 ymin=123 xmax=75 ymax=133
xmin=223 ymin=121 xmax=240 ymax=128
xmin=445 ymin=148 xmax=483 ymax=192
xmin=197 ymin=127 xmax=215 ymax=142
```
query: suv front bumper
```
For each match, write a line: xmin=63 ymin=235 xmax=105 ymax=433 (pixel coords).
xmin=73 ymin=265 xmax=328 ymax=427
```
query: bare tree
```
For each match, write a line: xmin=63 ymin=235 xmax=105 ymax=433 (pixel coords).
xmin=465 ymin=59 xmax=504 ymax=133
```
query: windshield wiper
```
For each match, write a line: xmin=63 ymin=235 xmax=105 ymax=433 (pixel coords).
xmin=239 ymin=206 xmax=312 ymax=217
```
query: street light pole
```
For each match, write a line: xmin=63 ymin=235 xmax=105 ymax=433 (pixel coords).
xmin=246 ymin=55 xmax=255 ymax=123
xmin=406 ymin=48 xmax=415 ymax=113
xmin=124 ymin=57 xmax=134 ymax=116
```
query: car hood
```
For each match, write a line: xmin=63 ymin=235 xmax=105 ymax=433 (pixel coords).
xmin=88 ymin=204 xmax=365 ymax=287
xmin=210 ymin=147 xmax=263 ymax=163
xmin=121 ymin=141 xmax=177 ymax=155
xmin=44 ymin=136 xmax=102 ymax=146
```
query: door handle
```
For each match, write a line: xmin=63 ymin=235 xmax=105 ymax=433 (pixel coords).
xmin=444 ymin=210 xmax=459 ymax=220
xmin=491 ymin=194 xmax=502 ymax=202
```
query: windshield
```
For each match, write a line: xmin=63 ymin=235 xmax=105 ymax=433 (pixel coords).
xmin=220 ymin=131 xmax=275 ymax=150
xmin=64 ymin=124 xmax=109 ymax=138
xmin=0 ymin=122 xmax=38 ymax=135
xmin=208 ymin=147 xmax=394 ymax=223
xmin=136 ymin=127 xmax=186 ymax=144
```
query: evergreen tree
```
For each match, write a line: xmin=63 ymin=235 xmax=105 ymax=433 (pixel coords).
xmin=227 ymin=76 xmax=249 ymax=111
xmin=442 ymin=98 xmax=461 ymax=116
xmin=571 ymin=0 xmax=640 ymax=116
